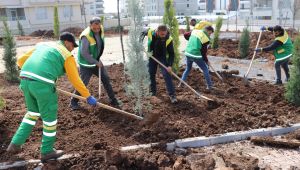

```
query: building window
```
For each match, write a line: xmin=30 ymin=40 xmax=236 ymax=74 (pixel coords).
xmin=63 ymin=6 xmax=73 ymax=18
xmin=187 ymin=4 xmax=189 ymax=7
xmin=1 ymin=8 xmax=26 ymax=21
xmin=35 ymin=7 xmax=47 ymax=20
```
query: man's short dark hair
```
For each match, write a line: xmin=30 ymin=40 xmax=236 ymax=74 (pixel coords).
xmin=191 ymin=19 xmax=196 ymax=22
xmin=157 ymin=25 xmax=168 ymax=32
xmin=90 ymin=17 xmax=101 ymax=24
xmin=273 ymin=25 xmax=284 ymax=35
xmin=205 ymin=26 xmax=214 ymax=33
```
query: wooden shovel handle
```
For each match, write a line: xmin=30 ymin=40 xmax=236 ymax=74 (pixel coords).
xmin=57 ymin=88 xmax=144 ymax=120
xmin=146 ymin=53 xmax=213 ymax=101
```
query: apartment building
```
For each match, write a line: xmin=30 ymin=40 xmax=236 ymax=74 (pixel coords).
xmin=84 ymin=0 xmax=104 ymax=16
xmin=0 ymin=0 xmax=84 ymax=35
xmin=144 ymin=0 xmax=198 ymax=16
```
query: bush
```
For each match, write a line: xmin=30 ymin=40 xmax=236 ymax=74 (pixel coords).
xmin=2 ymin=19 xmax=19 ymax=83
xmin=238 ymin=27 xmax=250 ymax=58
xmin=211 ymin=17 xmax=223 ymax=49
xmin=163 ymin=0 xmax=181 ymax=73
xmin=285 ymin=34 xmax=300 ymax=106
xmin=53 ymin=6 xmax=60 ymax=39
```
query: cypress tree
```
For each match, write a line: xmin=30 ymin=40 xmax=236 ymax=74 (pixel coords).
xmin=126 ymin=0 xmax=151 ymax=115
xmin=212 ymin=17 xmax=223 ymax=49
xmin=238 ymin=27 xmax=250 ymax=58
xmin=163 ymin=0 xmax=180 ymax=73
xmin=53 ymin=6 xmax=60 ymax=39
xmin=2 ymin=19 xmax=19 ymax=83
xmin=285 ymin=34 xmax=300 ymax=106
xmin=17 ymin=20 xmax=25 ymax=36
xmin=185 ymin=16 xmax=190 ymax=32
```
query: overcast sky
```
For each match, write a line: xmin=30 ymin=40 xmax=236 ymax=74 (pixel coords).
xmin=104 ymin=0 xmax=117 ymax=13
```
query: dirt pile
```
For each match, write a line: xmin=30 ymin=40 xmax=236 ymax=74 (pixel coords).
xmin=61 ymin=27 xmax=84 ymax=37
xmin=30 ymin=30 xmax=54 ymax=38
xmin=0 ymin=64 xmax=300 ymax=168
xmin=209 ymin=31 xmax=299 ymax=60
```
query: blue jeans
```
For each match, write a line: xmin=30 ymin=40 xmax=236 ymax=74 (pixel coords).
xmin=181 ymin=56 xmax=212 ymax=88
xmin=148 ymin=58 xmax=175 ymax=96
xmin=275 ymin=58 xmax=290 ymax=82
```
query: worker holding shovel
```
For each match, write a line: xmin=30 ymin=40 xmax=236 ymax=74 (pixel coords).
xmin=181 ymin=26 xmax=215 ymax=91
xmin=70 ymin=17 xmax=120 ymax=110
xmin=145 ymin=25 xmax=177 ymax=103
xmin=7 ymin=32 xmax=97 ymax=161
xmin=255 ymin=25 xmax=293 ymax=85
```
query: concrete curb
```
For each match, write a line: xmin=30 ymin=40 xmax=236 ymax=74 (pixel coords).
xmin=119 ymin=123 xmax=300 ymax=152
xmin=171 ymin=123 xmax=300 ymax=151
xmin=0 ymin=153 xmax=79 ymax=170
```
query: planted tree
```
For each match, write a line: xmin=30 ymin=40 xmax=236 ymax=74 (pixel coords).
xmin=125 ymin=0 xmax=151 ymax=115
xmin=100 ymin=16 xmax=105 ymax=24
xmin=53 ymin=6 xmax=60 ymax=39
xmin=2 ymin=19 xmax=19 ymax=83
xmin=185 ymin=16 xmax=190 ymax=32
xmin=238 ymin=27 xmax=250 ymax=58
xmin=163 ymin=0 xmax=180 ymax=73
xmin=285 ymin=34 xmax=300 ymax=106
xmin=17 ymin=20 xmax=24 ymax=36
xmin=0 ymin=95 xmax=4 ymax=109
xmin=211 ymin=17 xmax=223 ymax=49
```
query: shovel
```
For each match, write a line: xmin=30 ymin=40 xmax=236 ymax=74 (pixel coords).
xmin=145 ymin=52 xmax=220 ymax=106
xmin=57 ymin=89 xmax=159 ymax=125
xmin=208 ymin=63 xmax=224 ymax=82
xmin=243 ymin=31 xmax=262 ymax=86
xmin=98 ymin=67 xmax=102 ymax=99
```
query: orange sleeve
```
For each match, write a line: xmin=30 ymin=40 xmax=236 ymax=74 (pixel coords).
xmin=17 ymin=48 xmax=35 ymax=68
xmin=64 ymin=57 xmax=91 ymax=98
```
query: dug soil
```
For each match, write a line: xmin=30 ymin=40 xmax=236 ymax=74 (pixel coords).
xmin=0 ymin=64 xmax=299 ymax=169
xmin=209 ymin=30 xmax=299 ymax=60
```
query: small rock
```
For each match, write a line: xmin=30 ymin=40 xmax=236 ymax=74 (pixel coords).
xmin=108 ymin=165 xmax=118 ymax=170
xmin=157 ymin=154 xmax=170 ymax=166
xmin=173 ymin=157 xmax=184 ymax=170
xmin=222 ymin=64 xmax=229 ymax=69
xmin=175 ymin=148 xmax=187 ymax=155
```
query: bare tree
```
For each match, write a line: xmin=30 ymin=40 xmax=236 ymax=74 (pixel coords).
xmin=291 ymin=0 xmax=300 ymax=30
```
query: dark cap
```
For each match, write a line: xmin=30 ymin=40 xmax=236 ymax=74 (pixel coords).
xmin=60 ymin=32 xmax=78 ymax=47
xmin=90 ymin=17 xmax=101 ymax=24
xmin=191 ymin=18 xmax=197 ymax=22
xmin=205 ymin=26 xmax=214 ymax=33
xmin=273 ymin=25 xmax=284 ymax=33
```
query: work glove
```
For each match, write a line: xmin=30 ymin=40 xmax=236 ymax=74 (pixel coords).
xmin=87 ymin=96 xmax=97 ymax=106
xmin=254 ymin=48 xmax=262 ymax=52
xmin=260 ymin=26 xmax=267 ymax=31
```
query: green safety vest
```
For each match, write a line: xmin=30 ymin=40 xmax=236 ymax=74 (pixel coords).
xmin=185 ymin=29 xmax=210 ymax=58
xmin=147 ymin=28 xmax=173 ymax=54
xmin=274 ymin=31 xmax=293 ymax=62
xmin=78 ymin=26 xmax=105 ymax=67
xmin=20 ymin=41 xmax=72 ymax=84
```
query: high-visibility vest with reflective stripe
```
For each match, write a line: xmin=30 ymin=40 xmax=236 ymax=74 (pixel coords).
xmin=185 ymin=29 xmax=210 ymax=58
xmin=20 ymin=41 xmax=72 ymax=84
xmin=274 ymin=31 xmax=293 ymax=62
xmin=78 ymin=26 xmax=104 ymax=67
xmin=194 ymin=20 xmax=212 ymax=30
xmin=147 ymin=28 xmax=173 ymax=54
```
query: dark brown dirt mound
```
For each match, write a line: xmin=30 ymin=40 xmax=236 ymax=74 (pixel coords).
xmin=209 ymin=31 xmax=299 ymax=60
xmin=61 ymin=27 xmax=84 ymax=37
xmin=0 ymin=64 xmax=299 ymax=168
xmin=30 ymin=30 xmax=54 ymax=38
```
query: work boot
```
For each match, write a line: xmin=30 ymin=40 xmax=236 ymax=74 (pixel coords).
xmin=69 ymin=101 xmax=82 ymax=110
xmin=273 ymin=80 xmax=282 ymax=85
xmin=169 ymin=95 xmax=178 ymax=104
xmin=41 ymin=149 xmax=64 ymax=162
xmin=110 ymin=98 xmax=121 ymax=109
xmin=6 ymin=143 xmax=22 ymax=154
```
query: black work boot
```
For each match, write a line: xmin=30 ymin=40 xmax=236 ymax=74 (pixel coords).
xmin=6 ymin=143 xmax=22 ymax=154
xmin=41 ymin=149 xmax=64 ymax=162
xmin=110 ymin=98 xmax=121 ymax=109
xmin=273 ymin=80 xmax=283 ymax=85
xmin=169 ymin=95 xmax=178 ymax=104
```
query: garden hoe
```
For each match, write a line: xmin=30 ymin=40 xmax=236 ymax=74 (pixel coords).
xmin=99 ymin=67 xmax=102 ymax=99
xmin=243 ymin=31 xmax=262 ymax=86
xmin=57 ymin=89 xmax=159 ymax=125
xmin=208 ymin=63 xmax=224 ymax=83
xmin=145 ymin=52 xmax=220 ymax=108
